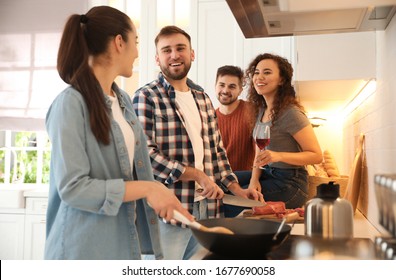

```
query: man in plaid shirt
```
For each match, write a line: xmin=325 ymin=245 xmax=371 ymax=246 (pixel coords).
xmin=133 ymin=26 xmax=263 ymax=260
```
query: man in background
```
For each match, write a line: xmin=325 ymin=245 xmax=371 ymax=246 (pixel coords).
xmin=215 ymin=65 xmax=257 ymax=218
xmin=215 ymin=65 xmax=256 ymax=171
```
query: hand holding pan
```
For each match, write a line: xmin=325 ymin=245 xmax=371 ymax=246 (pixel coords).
xmin=173 ymin=209 xmax=234 ymax=235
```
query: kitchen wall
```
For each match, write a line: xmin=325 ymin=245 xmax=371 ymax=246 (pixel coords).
xmin=343 ymin=13 xmax=396 ymax=232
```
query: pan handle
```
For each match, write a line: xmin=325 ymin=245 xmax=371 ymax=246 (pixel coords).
xmin=173 ymin=210 xmax=202 ymax=230
xmin=272 ymin=212 xmax=300 ymax=240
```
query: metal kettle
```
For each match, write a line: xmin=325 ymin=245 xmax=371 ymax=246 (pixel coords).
xmin=305 ymin=181 xmax=354 ymax=239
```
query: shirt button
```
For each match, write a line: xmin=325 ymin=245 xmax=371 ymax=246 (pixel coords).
xmin=136 ymin=140 xmax=140 ymax=145
xmin=137 ymin=160 xmax=144 ymax=167
xmin=150 ymin=218 xmax=156 ymax=225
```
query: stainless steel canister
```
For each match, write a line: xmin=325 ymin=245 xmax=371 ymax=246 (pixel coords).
xmin=305 ymin=182 xmax=354 ymax=239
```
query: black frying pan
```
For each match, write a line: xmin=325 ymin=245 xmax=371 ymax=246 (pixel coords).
xmin=190 ymin=217 xmax=291 ymax=258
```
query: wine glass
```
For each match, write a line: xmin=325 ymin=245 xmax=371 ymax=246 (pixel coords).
xmin=253 ymin=123 xmax=270 ymax=169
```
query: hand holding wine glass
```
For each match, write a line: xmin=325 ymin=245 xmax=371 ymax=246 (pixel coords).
xmin=254 ymin=123 xmax=270 ymax=169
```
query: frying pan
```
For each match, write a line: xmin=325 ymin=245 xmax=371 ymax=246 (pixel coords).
xmin=190 ymin=217 xmax=292 ymax=258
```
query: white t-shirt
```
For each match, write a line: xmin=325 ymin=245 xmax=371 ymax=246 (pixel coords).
xmin=175 ymin=89 xmax=205 ymax=201
xmin=109 ymin=94 xmax=135 ymax=171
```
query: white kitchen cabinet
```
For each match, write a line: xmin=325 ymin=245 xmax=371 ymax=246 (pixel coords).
xmin=23 ymin=197 xmax=48 ymax=260
xmin=243 ymin=37 xmax=294 ymax=71
xmin=0 ymin=211 xmax=25 ymax=260
xmin=294 ymin=31 xmax=376 ymax=81
xmin=196 ymin=0 xmax=294 ymax=107
xmin=196 ymin=0 xmax=244 ymax=106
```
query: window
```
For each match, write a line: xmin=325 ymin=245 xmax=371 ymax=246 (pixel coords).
xmin=0 ymin=130 xmax=50 ymax=185
xmin=0 ymin=0 xmax=85 ymax=131
xmin=0 ymin=0 xmax=192 ymax=186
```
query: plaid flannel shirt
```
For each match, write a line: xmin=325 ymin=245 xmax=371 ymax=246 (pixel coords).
xmin=133 ymin=72 xmax=238 ymax=218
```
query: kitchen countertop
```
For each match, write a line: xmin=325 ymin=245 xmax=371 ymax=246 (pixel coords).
xmin=23 ymin=186 xmax=49 ymax=198
xmin=0 ymin=184 xmax=48 ymax=209
xmin=289 ymin=210 xmax=382 ymax=240
xmin=189 ymin=209 xmax=383 ymax=260
xmin=5 ymin=186 xmax=383 ymax=240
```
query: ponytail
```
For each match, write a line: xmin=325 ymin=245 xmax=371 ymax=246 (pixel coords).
xmin=57 ymin=6 xmax=133 ymax=144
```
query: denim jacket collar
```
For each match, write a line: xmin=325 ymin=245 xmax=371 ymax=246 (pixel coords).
xmin=103 ymin=83 xmax=127 ymax=111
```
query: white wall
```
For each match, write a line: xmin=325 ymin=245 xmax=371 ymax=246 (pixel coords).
xmin=342 ymin=13 xmax=396 ymax=231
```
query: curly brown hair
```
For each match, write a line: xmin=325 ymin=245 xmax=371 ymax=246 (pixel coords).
xmin=245 ymin=53 xmax=305 ymax=125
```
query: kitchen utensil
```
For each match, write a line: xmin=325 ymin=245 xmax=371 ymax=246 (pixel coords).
xmin=172 ymin=210 xmax=234 ymax=235
xmin=241 ymin=209 xmax=304 ymax=222
xmin=344 ymin=133 xmax=365 ymax=212
xmin=217 ymin=182 xmax=266 ymax=208
xmin=222 ymin=193 xmax=266 ymax=208
xmin=272 ymin=212 xmax=300 ymax=241
xmin=305 ymin=181 xmax=354 ymax=239
xmin=190 ymin=218 xmax=292 ymax=258
xmin=374 ymin=174 xmax=396 ymax=237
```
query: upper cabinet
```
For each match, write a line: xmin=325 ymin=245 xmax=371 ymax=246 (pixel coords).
xmin=294 ymin=32 xmax=376 ymax=81
xmin=243 ymin=37 xmax=294 ymax=72
xmin=196 ymin=0 xmax=244 ymax=107
xmin=196 ymin=0 xmax=293 ymax=107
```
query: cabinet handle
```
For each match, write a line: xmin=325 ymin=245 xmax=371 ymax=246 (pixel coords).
xmin=40 ymin=219 xmax=46 ymax=223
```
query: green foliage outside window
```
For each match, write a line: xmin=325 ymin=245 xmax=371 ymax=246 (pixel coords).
xmin=7 ymin=132 xmax=51 ymax=184
xmin=0 ymin=150 xmax=4 ymax=183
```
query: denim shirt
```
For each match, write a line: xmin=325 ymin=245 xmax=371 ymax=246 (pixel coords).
xmin=44 ymin=84 xmax=162 ymax=259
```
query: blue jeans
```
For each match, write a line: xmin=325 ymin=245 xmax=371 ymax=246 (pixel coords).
xmin=158 ymin=199 xmax=207 ymax=260
xmin=224 ymin=168 xmax=308 ymax=217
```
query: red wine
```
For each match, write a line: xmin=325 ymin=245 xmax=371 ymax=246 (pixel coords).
xmin=256 ymin=138 xmax=270 ymax=150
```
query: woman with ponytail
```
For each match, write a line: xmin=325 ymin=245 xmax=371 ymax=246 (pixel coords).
xmin=45 ymin=6 xmax=192 ymax=260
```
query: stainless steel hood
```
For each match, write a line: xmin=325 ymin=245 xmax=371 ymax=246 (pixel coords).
xmin=226 ymin=0 xmax=396 ymax=38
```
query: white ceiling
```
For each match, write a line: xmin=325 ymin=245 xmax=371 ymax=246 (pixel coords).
xmin=295 ymin=79 xmax=368 ymax=116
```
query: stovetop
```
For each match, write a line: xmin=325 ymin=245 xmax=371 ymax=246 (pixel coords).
xmin=202 ymin=235 xmax=375 ymax=260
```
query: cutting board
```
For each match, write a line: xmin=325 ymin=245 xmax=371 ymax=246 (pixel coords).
xmin=344 ymin=133 xmax=365 ymax=213
xmin=241 ymin=210 xmax=304 ymax=223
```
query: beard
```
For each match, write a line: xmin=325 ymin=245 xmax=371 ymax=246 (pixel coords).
xmin=159 ymin=61 xmax=192 ymax=81
xmin=218 ymin=93 xmax=239 ymax=105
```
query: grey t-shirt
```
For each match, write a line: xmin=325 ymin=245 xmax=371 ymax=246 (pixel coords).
xmin=255 ymin=105 xmax=310 ymax=169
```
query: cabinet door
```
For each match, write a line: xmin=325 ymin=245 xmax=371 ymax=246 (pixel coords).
xmin=197 ymin=0 xmax=244 ymax=108
xmin=23 ymin=214 xmax=46 ymax=260
xmin=0 ymin=213 xmax=25 ymax=259
xmin=196 ymin=1 xmax=294 ymax=107
xmin=295 ymin=31 xmax=376 ymax=81
xmin=243 ymin=37 xmax=294 ymax=70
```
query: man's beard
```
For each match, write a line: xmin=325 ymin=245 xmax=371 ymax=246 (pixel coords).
xmin=160 ymin=61 xmax=191 ymax=80
xmin=218 ymin=94 xmax=238 ymax=105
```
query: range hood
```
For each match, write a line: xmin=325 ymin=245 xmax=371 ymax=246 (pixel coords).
xmin=226 ymin=0 xmax=396 ymax=38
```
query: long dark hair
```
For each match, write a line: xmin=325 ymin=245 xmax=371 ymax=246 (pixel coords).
xmin=57 ymin=6 xmax=133 ymax=144
xmin=245 ymin=53 xmax=304 ymax=124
